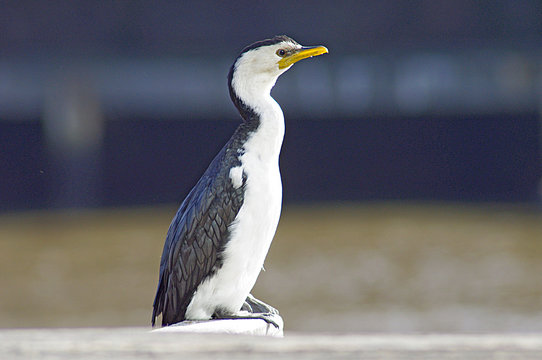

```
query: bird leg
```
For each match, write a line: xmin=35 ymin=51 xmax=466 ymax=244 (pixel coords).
xmin=241 ymin=294 xmax=279 ymax=315
xmin=212 ymin=294 xmax=281 ymax=329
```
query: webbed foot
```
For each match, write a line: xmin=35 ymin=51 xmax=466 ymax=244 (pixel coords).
xmin=212 ymin=310 xmax=282 ymax=329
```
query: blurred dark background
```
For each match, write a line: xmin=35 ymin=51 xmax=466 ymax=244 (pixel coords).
xmin=2 ymin=1 xmax=542 ymax=332
xmin=2 ymin=0 xmax=541 ymax=211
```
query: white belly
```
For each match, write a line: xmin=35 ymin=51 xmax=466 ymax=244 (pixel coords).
xmin=185 ymin=157 xmax=282 ymax=320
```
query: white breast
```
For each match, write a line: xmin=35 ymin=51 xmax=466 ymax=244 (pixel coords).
xmin=185 ymin=98 xmax=285 ymax=320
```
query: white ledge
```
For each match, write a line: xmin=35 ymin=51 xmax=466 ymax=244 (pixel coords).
xmin=152 ymin=315 xmax=284 ymax=337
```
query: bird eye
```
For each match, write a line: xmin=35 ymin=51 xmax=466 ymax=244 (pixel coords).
xmin=276 ymin=49 xmax=287 ymax=57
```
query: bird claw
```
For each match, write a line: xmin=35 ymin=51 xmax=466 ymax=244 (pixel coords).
xmin=253 ymin=312 xmax=282 ymax=329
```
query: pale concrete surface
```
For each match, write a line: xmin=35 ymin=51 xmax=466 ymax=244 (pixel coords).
xmin=2 ymin=328 xmax=542 ymax=359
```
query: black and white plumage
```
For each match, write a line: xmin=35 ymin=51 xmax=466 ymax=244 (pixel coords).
xmin=152 ymin=35 xmax=328 ymax=327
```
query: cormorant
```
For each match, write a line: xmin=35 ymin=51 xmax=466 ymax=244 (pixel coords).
xmin=152 ymin=35 xmax=328 ymax=327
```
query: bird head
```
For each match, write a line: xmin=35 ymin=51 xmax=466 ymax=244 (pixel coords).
xmin=228 ymin=35 xmax=328 ymax=116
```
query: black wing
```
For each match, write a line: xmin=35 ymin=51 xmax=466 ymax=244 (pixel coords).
xmin=152 ymin=144 xmax=246 ymax=326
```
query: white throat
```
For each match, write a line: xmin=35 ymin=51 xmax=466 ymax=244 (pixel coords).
xmin=231 ymin=64 xmax=286 ymax=160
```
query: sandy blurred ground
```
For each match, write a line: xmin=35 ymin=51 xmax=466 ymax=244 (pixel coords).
xmin=0 ymin=203 xmax=541 ymax=332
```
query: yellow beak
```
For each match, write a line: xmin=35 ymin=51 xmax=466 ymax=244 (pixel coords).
xmin=278 ymin=45 xmax=329 ymax=69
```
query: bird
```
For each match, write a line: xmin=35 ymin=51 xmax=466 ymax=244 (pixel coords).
xmin=152 ymin=35 xmax=328 ymax=327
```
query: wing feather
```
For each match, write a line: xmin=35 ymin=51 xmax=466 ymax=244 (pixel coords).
xmin=152 ymin=144 xmax=245 ymax=326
